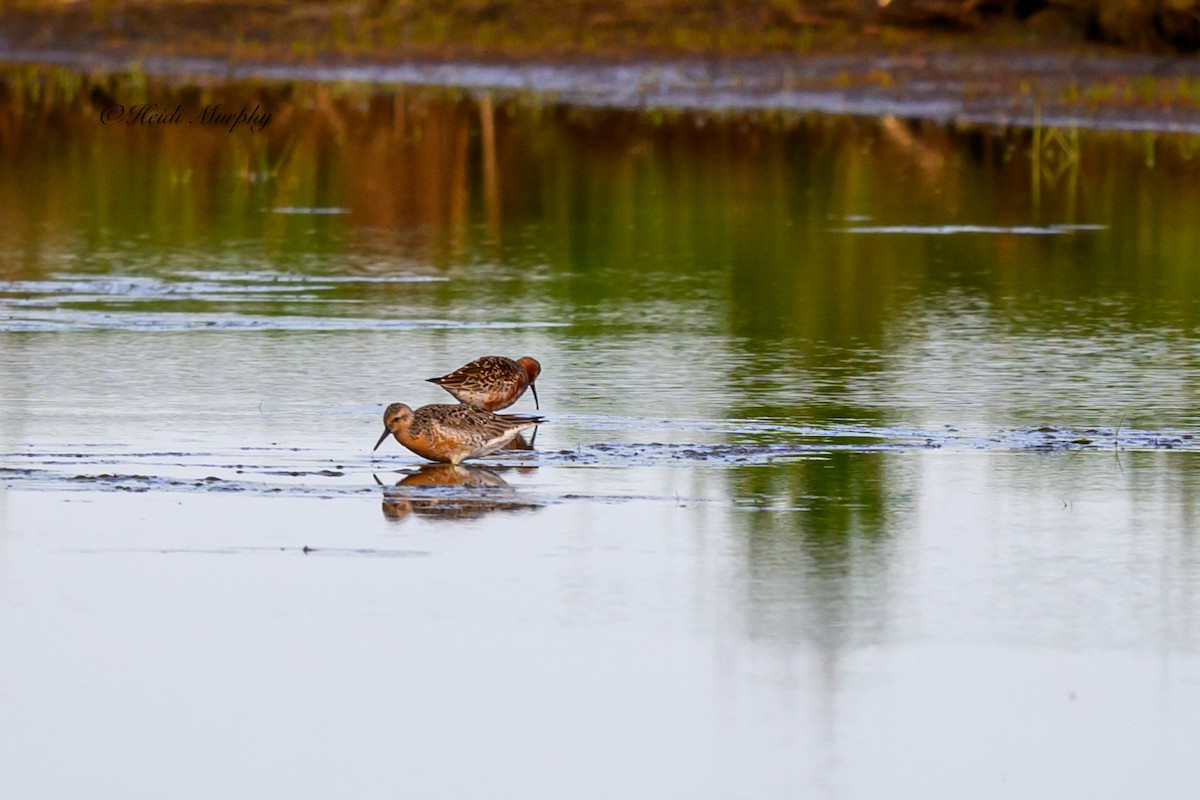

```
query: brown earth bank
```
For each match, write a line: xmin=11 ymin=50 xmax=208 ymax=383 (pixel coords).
xmin=1 ymin=1 xmax=1199 ymax=63
xmin=3 ymin=2 xmax=1200 ymax=133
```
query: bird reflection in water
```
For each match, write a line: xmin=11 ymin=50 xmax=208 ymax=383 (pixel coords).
xmin=503 ymin=430 xmax=536 ymax=451
xmin=375 ymin=463 xmax=540 ymax=522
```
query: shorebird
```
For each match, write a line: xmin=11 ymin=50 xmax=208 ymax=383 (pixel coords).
xmin=427 ymin=355 xmax=541 ymax=411
xmin=373 ymin=402 xmax=544 ymax=464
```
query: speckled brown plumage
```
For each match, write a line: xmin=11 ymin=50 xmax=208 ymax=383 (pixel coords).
xmin=427 ymin=355 xmax=541 ymax=411
xmin=373 ymin=402 xmax=545 ymax=464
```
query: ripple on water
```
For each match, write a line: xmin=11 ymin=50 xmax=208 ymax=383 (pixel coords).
xmin=267 ymin=207 xmax=352 ymax=215
xmin=0 ymin=270 xmax=566 ymax=332
xmin=0 ymin=311 xmax=569 ymax=333
xmin=833 ymin=224 xmax=1109 ymax=235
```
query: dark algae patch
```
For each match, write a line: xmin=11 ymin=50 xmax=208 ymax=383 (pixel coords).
xmin=5 ymin=424 xmax=1198 ymax=495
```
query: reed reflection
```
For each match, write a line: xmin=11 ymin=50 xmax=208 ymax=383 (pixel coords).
xmin=5 ymin=65 xmax=1200 ymax=338
xmin=375 ymin=462 xmax=540 ymax=522
xmin=705 ymin=447 xmax=903 ymax=772
xmin=727 ymin=451 xmax=901 ymax=646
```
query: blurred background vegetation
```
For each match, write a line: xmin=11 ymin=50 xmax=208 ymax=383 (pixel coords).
xmin=1 ymin=0 xmax=1199 ymax=62
xmin=4 ymin=66 xmax=1200 ymax=332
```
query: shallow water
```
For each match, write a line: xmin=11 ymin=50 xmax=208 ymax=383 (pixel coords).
xmin=3 ymin=67 xmax=1200 ymax=798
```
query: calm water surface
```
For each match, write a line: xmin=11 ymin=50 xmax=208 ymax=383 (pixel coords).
xmin=2 ymin=67 xmax=1200 ymax=798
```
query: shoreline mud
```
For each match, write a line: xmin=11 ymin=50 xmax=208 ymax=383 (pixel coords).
xmin=4 ymin=2 xmax=1200 ymax=132
xmin=5 ymin=46 xmax=1200 ymax=133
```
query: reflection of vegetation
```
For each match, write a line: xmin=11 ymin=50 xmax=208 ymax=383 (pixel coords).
xmin=3 ymin=66 xmax=1200 ymax=338
xmin=1030 ymin=111 xmax=1080 ymax=211
xmin=735 ymin=453 xmax=889 ymax=571
xmin=728 ymin=452 xmax=898 ymax=645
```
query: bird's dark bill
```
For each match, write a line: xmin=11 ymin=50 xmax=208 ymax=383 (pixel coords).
xmin=530 ymin=382 xmax=540 ymax=410
xmin=373 ymin=427 xmax=392 ymax=451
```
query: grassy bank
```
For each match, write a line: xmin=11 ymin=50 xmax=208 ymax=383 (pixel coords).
xmin=1 ymin=1 xmax=1198 ymax=65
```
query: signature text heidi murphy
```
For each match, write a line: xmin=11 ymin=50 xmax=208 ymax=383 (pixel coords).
xmin=100 ymin=103 xmax=271 ymax=133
